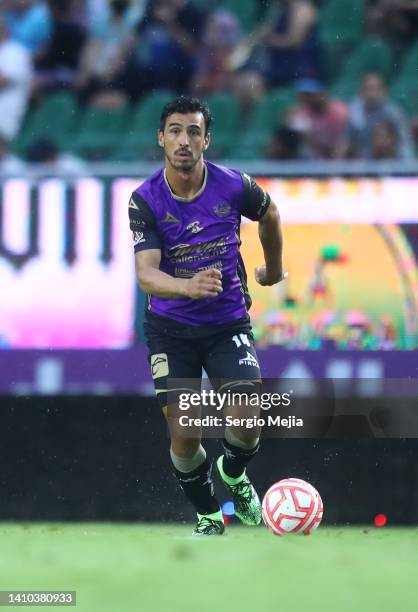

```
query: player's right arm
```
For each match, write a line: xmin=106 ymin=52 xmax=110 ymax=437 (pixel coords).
xmin=129 ymin=192 xmax=222 ymax=300
xmin=135 ymin=250 xmax=222 ymax=299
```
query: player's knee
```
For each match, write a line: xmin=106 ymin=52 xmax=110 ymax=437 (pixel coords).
xmin=171 ymin=436 xmax=202 ymax=458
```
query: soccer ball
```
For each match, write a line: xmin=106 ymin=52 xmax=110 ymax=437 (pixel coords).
xmin=262 ymin=478 xmax=323 ymax=536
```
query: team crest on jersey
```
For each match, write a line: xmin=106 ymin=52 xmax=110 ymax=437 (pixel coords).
xmin=162 ymin=212 xmax=180 ymax=224
xmin=213 ymin=202 xmax=231 ymax=217
xmin=186 ymin=221 xmax=203 ymax=234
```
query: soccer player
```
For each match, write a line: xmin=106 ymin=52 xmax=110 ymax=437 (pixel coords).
xmin=129 ymin=96 xmax=285 ymax=535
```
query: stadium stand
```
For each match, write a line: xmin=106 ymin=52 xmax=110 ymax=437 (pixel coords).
xmin=390 ymin=40 xmax=418 ymax=115
xmin=204 ymin=92 xmax=240 ymax=158
xmin=231 ymin=87 xmax=297 ymax=159
xmin=114 ymin=89 xmax=174 ymax=161
xmin=331 ymin=37 xmax=393 ymax=101
xmin=2 ymin=0 xmax=418 ymax=162
xmin=12 ymin=91 xmax=78 ymax=156
xmin=72 ymin=103 xmax=129 ymax=160
xmin=221 ymin=0 xmax=259 ymax=32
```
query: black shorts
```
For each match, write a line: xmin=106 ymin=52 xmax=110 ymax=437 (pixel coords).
xmin=144 ymin=312 xmax=261 ymax=409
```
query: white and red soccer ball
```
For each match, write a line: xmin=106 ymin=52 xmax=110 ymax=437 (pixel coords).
xmin=262 ymin=478 xmax=323 ymax=536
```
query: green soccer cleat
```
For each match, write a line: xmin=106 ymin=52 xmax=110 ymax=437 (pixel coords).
xmin=216 ymin=455 xmax=262 ymax=526
xmin=192 ymin=513 xmax=225 ymax=536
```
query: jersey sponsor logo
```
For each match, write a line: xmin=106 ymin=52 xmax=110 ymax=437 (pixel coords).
xmin=174 ymin=266 xmax=194 ymax=278
xmin=167 ymin=237 xmax=227 ymax=260
xmin=170 ymin=243 xmax=190 ymax=252
xmin=186 ymin=221 xmax=203 ymax=234
xmin=129 ymin=197 xmax=139 ymax=210
xmin=175 ymin=261 xmax=223 ymax=278
xmin=213 ymin=202 xmax=231 ymax=217
xmin=238 ymin=351 xmax=259 ymax=368
xmin=162 ymin=212 xmax=180 ymax=224
xmin=150 ymin=353 xmax=169 ymax=379
xmin=132 ymin=231 xmax=145 ymax=245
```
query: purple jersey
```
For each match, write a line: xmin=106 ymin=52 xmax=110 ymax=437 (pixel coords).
xmin=128 ymin=161 xmax=270 ymax=326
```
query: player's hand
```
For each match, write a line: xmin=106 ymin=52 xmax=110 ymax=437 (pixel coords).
xmin=185 ymin=269 xmax=223 ymax=299
xmin=255 ymin=265 xmax=288 ymax=286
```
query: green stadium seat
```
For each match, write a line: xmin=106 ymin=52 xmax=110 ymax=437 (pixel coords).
xmin=113 ymin=90 xmax=174 ymax=161
xmin=229 ymin=128 xmax=271 ymax=160
xmin=251 ymin=88 xmax=296 ymax=130
xmin=319 ymin=0 xmax=365 ymax=81
xmin=387 ymin=41 xmax=418 ymax=115
xmin=72 ymin=104 xmax=129 ymax=160
xmin=330 ymin=75 xmax=360 ymax=102
xmin=345 ymin=38 xmax=392 ymax=79
xmin=13 ymin=93 xmax=78 ymax=155
xmin=390 ymin=76 xmax=418 ymax=116
xmin=398 ymin=40 xmax=418 ymax=77
xmin=331 ymin=38 xmax=393 ymax=101
xmin=319 ymin=0 xmax=364 ymax=47
xmin=230 ymin=88 xmax=296 ymax=159
xmin=205 ymin=93 xmax=240 ymax=158
xmin=221 ymin=0 xmax=258 ymax=32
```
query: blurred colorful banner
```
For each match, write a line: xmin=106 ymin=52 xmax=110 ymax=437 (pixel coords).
xmin=0 ymin=176 xmax=417 ymax=350
xmin=243 ymin=177 xmax=418 ymax=350
xmin=0 ymin=178 xmax=136 ymax=348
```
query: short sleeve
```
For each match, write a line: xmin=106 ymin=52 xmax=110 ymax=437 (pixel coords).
xmin=240 ymin=173 xmax=271 ymax=221
xmin=128 ymin=191 xmax=162 ymax=253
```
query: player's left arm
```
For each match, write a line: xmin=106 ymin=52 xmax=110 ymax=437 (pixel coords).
xmin=240 ymin=173 xmax=286 ymax=286
xmin=256 ymin=200 xmax=285 ymax=286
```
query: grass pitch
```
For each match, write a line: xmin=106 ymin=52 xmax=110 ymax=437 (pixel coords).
xmin=0 ymin=523 xmax=417 ymax=611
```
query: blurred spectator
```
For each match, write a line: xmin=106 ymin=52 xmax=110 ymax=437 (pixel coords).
xmin=83 ymin=0 xmax=145 ymax=27
xmin=283 ymin=79 xmax=348 ymax=159
xmin=34 ymin=0 xmax=86 ymax=94
xmin=376 ymin=314 xmax=398 ymax=349
xmin=75 ymin=0 xmax=143 ymax=105
xmin=85 ymin=0 xmax=109 ymax=26
xmin=265 ymin=125 xmax=300 ymax=159
xmin=2 ymin=0 xmax=51 ymax=54
xmin=126 ymin=0 xmax=207 ymax=96
xmin=193 ymin=9 xmax=241 ymax=96
xmin=63 ymin=0 xmax=106 ymax=29
xmin=256 ymin=0 xmax=321 ymax=86
xmin=26 ymin=138 xmax=86 ymax=172
xmin=0 ymin=134 xmax=25 ymax=172
xmin=0 ymin=15 xmax=32 ymax=140
xmin=371 ymin=119 xmax=401 ymax=159
xmin=233 ymin=0 xmax=321 ymax=116
xmin=340 ymin=73 xmax=414 ymax=160
xmin=371 ymin=0 xmax=418 ymax=45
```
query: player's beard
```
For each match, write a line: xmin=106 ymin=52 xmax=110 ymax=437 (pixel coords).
xmin=167 ymin=149 xmax=202 ymax=174
xmin=175 ymin=159 xmax=195 ymax=173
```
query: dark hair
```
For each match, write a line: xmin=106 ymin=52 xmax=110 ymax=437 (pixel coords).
xmin=26 ymin=139 xmax=58 ymax=162
xmin=159 ymin=96 xmax=212 ymax=135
